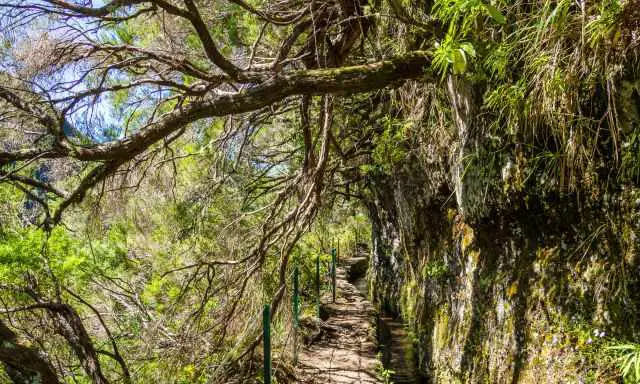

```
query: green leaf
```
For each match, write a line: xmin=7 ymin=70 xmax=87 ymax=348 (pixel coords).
xmin=484 ymin=4 xmax=506 ymax=25
xmin=622 ymin=353 xmax=634 ymax=377
xmin=607 ymin=344 xmax=640 ymax=350
xmin=460 ymin=42 xmax=476 ymax=58
xmin=452 ymin=49 xmax=467 ymax=74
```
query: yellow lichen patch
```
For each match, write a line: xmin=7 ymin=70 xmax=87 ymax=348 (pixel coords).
xmin=468 ymin=249 xmax=481 ymax=263
xmin=447 ymin=208 xmax=458 ymax=222
xmin=401 ymin=278 xmax=419 ymax=324
xmin=434 ymin=307 xmax=450 ymax=350
xmin=507 ymin=281 xmax=519 ymax=298
xmin=454 ymin=222 xmax=475 ymax=252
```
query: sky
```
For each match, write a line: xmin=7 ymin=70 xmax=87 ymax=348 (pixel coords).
xmin=0 ymin=0 xmax=156 ymax=143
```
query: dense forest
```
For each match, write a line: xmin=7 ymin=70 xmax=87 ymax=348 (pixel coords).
xmin=0 ymin=0 xmax=639 ymax=383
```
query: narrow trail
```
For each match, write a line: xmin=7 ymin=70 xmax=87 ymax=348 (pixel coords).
xmin=295 ymin=257 xmax=382 ymax=384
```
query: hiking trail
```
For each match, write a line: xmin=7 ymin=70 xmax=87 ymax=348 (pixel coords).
xmin=295 ymin=256 xmax=381 ymax=384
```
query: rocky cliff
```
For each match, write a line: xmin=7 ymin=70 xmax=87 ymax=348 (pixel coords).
xmin=368 ymin=162 xmax=640 ymax=382
xmin=365 ymin=95 xmax=640 ymax=382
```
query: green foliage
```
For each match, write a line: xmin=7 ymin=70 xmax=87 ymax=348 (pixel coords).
xmin=586 ymin=0 xmax=623 ymax=48
xmin=429 ymin=0 xmax=640 ymax=195
xmin=422 ymin=260 xmax=449 ymax=280
xmin=1 ymin=0 xmax=639 ymax=382
xmin=621 ymin=130 xmax=640 ymax=183
xmin=433 ymin=35 xmax=476 ymax=78
xmin=370 ymin=116 xmax=410 ymax=173
xmin=483 ymin=80 xmax=527 ymax=135
xmin=0 ymin=228 xmax=45 ymax=281
xmin=484 ymin=3 xmax=505 ymax=25
xmin=0 ymin=184 xmax=25 ymax=229
xmin=292 ymin=206 xmax=370 ymax=301
xmin=433 ymin=0 xmax=506 ymax=36
xmin=606 ymin=342 xmax=640 ymax=383
xmin=482 ymin=42 xmax=512 ymax=80
xmin=0 ymin=224 xmax=130 ymax=291
xmin=380 ymin=367 xmax=395 ymax=384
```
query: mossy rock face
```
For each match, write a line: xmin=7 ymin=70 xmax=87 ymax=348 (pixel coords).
xmin=366 ymin=163 xmax=640 ymax=383
xmin=347 ymin=257 xmax=369 ymax=282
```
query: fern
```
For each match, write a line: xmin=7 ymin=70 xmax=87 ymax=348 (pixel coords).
xmin=607 ymin=342 xmax=640 ymax=383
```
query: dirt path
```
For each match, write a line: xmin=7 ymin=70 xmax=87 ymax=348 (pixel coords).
xmin=295 ymin=258 xmax=381 ymax=384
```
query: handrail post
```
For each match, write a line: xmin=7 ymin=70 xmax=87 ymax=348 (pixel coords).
xmin=263 ymin=304 xmax=271 ymax=384
xmin=331 ymin=248 xmax=337 ymax=303
xmin=293 ymin=266 xmax=299 ymax=365
xmin=316 ymin=255 xmax=320 ymax=318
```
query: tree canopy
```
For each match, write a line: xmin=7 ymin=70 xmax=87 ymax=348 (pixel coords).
xmin=0 ymin=1 xmax=432 ymax=382
xmin=0 ymin=0 xmax=639 ymax=383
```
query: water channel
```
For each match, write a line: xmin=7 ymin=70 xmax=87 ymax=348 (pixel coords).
xmin=351 ymin=266 xmax=427 ymax=384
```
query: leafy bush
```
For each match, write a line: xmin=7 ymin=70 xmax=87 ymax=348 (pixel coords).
xmin=606 ymin=342 xmax=640 ymax=383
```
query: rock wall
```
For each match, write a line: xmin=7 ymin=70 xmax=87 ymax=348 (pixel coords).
xmin=367 ymin=162 xmax=640 ymax=383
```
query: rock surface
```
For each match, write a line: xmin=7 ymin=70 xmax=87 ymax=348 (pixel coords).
xmin=367 ymin=165 xmax=640 ymax=383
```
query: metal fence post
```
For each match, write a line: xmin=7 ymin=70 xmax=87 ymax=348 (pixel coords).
xmin=316 ymin=255 xmax=320 ymax=318
xmin=331 ymin=248 xmax=336 ymax=303
xmin=293 ymin=266 xmax=299 ymax=365
xmin=293 ymin=266 xmax=299 ymax=328
xmin=263 ymin=304 xmax=271 ymax=384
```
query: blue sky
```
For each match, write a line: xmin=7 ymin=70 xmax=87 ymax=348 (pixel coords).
xmin=0 ymin=0 xmax=154 ymax=143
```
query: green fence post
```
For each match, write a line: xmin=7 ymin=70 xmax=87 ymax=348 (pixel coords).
xmin=337 ymin=239 xmax=340 ymax=264
xmin=293 ymin=266 xmax=299 ymax=365
xmin=263 ymin=304 xmax=271 ymax=384
xmin=353 ymin=229 xmax=356 ymax=257
xmin=315 ymin=255 xmax=320 ymax=318
xmin=293 ymin=266 xmax=299 ymax=328
xmin=331 ymin=248 xmax=336 ymax=303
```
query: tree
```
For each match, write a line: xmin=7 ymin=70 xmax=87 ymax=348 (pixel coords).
xmin=0 ymin=0 xmax=431 ymax=224
xmin=0 ymin=1 xmax=433 ymax=382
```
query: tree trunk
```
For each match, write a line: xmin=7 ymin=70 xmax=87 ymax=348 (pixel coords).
xmin=0 ymin=320 xmax=60 ymax=384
